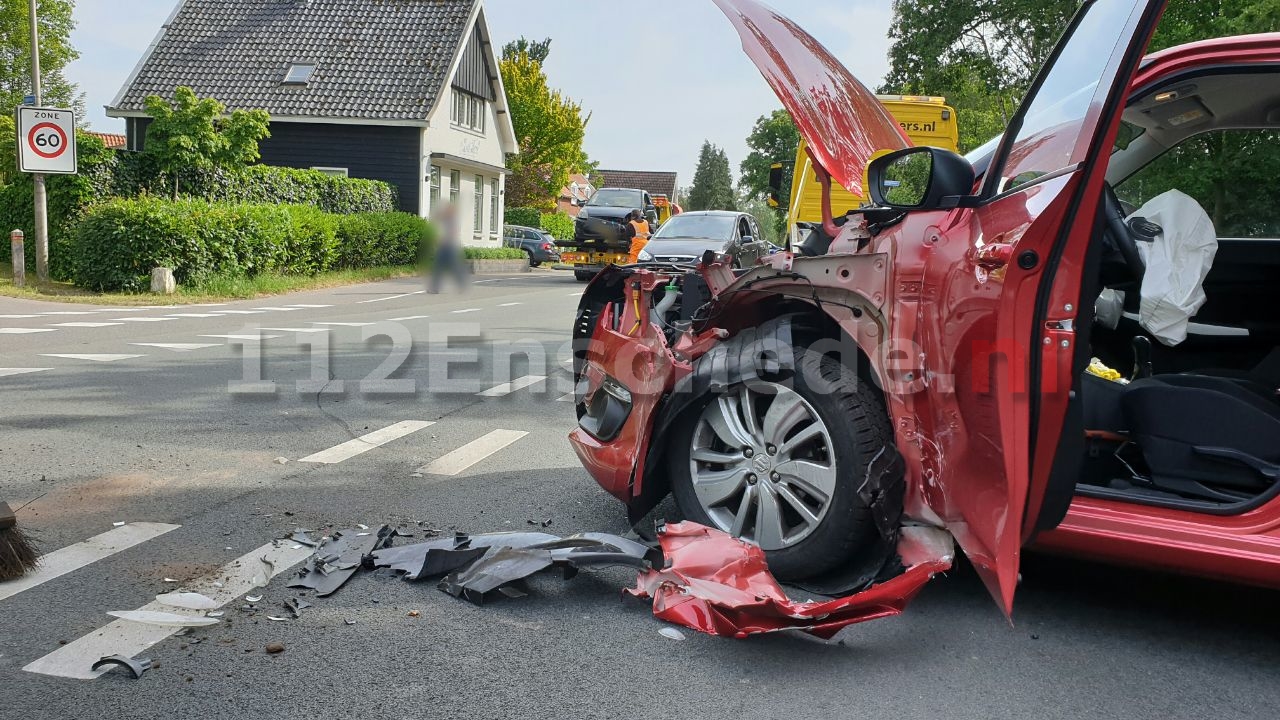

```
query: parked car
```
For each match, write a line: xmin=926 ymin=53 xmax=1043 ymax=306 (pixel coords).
xmin=637 ymin=211 xmax=774 ymax=268
xmin=569 ymin=0 xmax=1280 ymax=622
xmin=502 ymin=225 xmax=561 ymax=267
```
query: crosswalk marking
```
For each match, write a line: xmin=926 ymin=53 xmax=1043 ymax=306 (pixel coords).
xmin=477 ymin=375 xmax=546 ymax=398
xmin=309 ymin=322 xmax=376 ymax=327
xmin=0 ymin=368 xmax=53 ymax=378
xmin=452 ymin=308 xmax=481 ymax=314
xmin=419 ymin=429 xmax=528 ymax=476
xmin=214 ymin=310 xmax=265 ymax=315
xmin=498 ymin=302 xmax=523 ymax=307
xmin=0 ymin=314 xmax=39 ymax=319
xmin=387 ymin=315 xmax=430 ymax=322
xmin=201 ymin=334 xmax=283 ymax=340
xmin=557 ymin=393 xmax=576 ymax=402
xmin=40 ymin=354 xmax=145 ymax=362
xmin=22 ymin=540 xmax=314 ymax=680
xmin=111 ymin=317 xmax=174 ymax=323
xmin=0 ymin=523 xmax=180 ymax=604
xmin=130 ymin=343 xmax=222 ymax=352
xmin=51 ymin=322 xmax=125 ymax=328
xmin=167 ymin=313 xmax=225 ymax=318
xmin=253 ymin=307 xmax=301 ymax=312
xmin=36 ymin=311 xmax=99 ymax=316
xmin=288 ymin=304 xmax=333 ymax=308
xmin=0 ymin=328 xmax=55 ymax=334
xmin=299 ymin=420 xmax=436 ymax=464
xmin=259 ymin=327 xmax=330 ymax=334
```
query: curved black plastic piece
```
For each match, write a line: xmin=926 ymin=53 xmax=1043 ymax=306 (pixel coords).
xmin=92 ymin=654 xmax=152 ymax=679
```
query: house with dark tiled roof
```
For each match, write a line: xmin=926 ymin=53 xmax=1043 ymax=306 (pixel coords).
xmin=594 ymin=169 xmax=679 ymax=203
xmin=107 ymin=0 xmax=517 ymax=244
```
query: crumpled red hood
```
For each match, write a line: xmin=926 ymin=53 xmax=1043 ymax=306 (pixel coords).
xmin=629 ymin=522 xmax=953 ymax=639
xmin=712 ymin=0 xmax=909 ymax=196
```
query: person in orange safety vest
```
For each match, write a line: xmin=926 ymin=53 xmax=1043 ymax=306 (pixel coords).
xmin=626 ymin=210 xmax=652 ymax=264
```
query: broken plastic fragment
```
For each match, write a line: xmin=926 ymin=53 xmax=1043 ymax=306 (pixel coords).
xmin=92 ymin=654 xmax=152 ymax=679
xmin=162 ymin=578 xmax=179 ymax=583
xmin=207 ymin=611 xmax=225 ymax=618
xmin=251 ymin=556 xmax=274 ymax=588
xmin=659 ymin=627 xmax=686 ymax=641
xmin=113 ymin=522 xmax=126 ymax=527
xmin=283 ymin=598 xmax=312 ymax=619
xmin=155 ymin=592 xmax=219 ymax=611
xmin=267 ymin=616 xmax=290 ymax=622
xmin=108 ymin=611 xmax=220 ymax=628
xmin=245 ymin=595 xmax=263 ymax=603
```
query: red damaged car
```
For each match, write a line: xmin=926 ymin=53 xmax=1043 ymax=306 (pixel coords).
xmin=571 ymin=0 xmax=1280 ymax=618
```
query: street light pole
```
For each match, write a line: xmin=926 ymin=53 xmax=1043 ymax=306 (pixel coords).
xmin=29 ymin=0 xmax=49 ymax=282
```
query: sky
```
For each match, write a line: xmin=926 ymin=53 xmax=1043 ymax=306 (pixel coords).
xmin=65 ymin=0 xmax=895 ymax=188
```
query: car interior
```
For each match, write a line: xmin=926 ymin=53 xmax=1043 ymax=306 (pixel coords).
xmin=1076 ymin=70 xmax=1280 ymax=514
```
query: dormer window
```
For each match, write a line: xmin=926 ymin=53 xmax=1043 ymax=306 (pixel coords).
xmin=283 ymin=63 xmax=317 ymax=85
xmin=451 ymin=88 xmax=486 ymax=132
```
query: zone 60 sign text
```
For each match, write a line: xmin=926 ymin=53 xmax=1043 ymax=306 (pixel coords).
xmin=16 ymin=107 xmax=78 ymax=175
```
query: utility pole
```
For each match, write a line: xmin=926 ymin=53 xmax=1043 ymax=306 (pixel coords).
xmin=29 ymin=0 xmax=49 ymax=282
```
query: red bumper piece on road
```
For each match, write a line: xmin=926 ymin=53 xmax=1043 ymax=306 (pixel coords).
xmin=628 ymin=522 xmax=953 ymax=639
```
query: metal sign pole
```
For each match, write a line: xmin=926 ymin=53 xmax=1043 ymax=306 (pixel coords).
xmin=29 ymin=0 xmax=48 ymax=282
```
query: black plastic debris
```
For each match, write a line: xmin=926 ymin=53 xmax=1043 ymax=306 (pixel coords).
xmin=282 ymin=530 xmax=318 ymax=548
xmin=438 ymin=547 xmax=556 ymax=604
xmin=370 ymin=532 xmax=559 ymax=581
xmin=287 ymin=526 xmax=395 ymax=597
xmin=92 ymin=654 xmax=152 ymax=679
xmin=283 ymin=598 xmax=313 ymax=619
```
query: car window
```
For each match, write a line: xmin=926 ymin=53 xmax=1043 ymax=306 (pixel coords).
xmin=651 ymin=215 xmax=737 ymax=240
xmin=1117 ymin=128 xmax=1280 ymax=238
xmin=588 ymin=189 xmax=645 ymax=208
xmin=990 ymin=1 xmax=1149 ymax=194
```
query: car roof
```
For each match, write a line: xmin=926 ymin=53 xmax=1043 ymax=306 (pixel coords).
xmin=670 ymin=211 xmax=744 ymax=217
xmin=505 ymin=225 xmax=543 ymax=232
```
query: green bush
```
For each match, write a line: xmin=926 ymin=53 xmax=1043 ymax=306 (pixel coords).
xmin=0 ymin=132 xmax=118 ymax=280
xmin=113 ymin=155 xmax=397 ymax=214
xmin=70 ymin=197 xmax=430 ymax=292
xmin=504 ymin=206 xmax=542 ymax=228
xmin=464 ymin=246 xmax=526 ymax=260
xmin=539 ymin=212 xmax=575 ymax=241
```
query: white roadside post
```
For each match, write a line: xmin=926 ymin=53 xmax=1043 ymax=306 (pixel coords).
xmin=10 ymin=229 xmax=24 ymax=287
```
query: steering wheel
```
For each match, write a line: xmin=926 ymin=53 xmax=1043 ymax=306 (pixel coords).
xmin=1101 ymin=182 xmax=1146 ymax=283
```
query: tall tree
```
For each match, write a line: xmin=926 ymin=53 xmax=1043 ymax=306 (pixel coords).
xmin=687 ymin=141 xmax=737 ymax=211
xmin=0 ymin=0 xmax=84 ymax=117
xmin=499 ymin=43 xmax=592 ymax=210
xmin=739 ymin=109 xmax=799 ymax=236
xmin=143 ymin=86 xmax=271 ymax=197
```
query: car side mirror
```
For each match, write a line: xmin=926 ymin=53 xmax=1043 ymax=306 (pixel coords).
xmin=645 ymin=209 xmax=659 ymax=225
xmin=767 ymin=162 xmax=785 ymax=208
xmin=741 ymin=235 xmax=755 ymax=245
xmin=867 ymin=146 xmax=975 ymax=211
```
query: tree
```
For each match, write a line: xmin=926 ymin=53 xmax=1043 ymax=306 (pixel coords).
xmin=501 ymin=36 xmax=552 ymax=64
xmin=142 ymin=86 xmax=270 ymax=198
xmin=686 ymin=141 xmax=736 ymax=211
xmin=499 ymin=44 xmax=592 ymax=209
xmin=0 ymin=0 xmax=84 ymax=118
xmin=739 ymin=109 xmax=799 ymax=236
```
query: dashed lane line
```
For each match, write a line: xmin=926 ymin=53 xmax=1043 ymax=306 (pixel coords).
xmin=477 ymin=375 xmax=546 ymax=398
xmin=130 ymin=343 xmax=222 ymax=353
xmin=40 ymin=354 xmax=146 ymax=362
xmin=214 ymin=310 xmax=266 ymax=315
xmin=387 ymin=315 xmax=430 ymax=322
xmin=111 ymin=317 xmax=176 ymax=323
xmin=35 ymin=311 xmax=100 ymax=316
xmin=0 ymin=314 xmax=40 ymax=319
xmin=418 ymin=429 xmax=529 ymax=477
xmin=22 ymin=540 xmax=314 ymax=680
xmin=201 ymin=334 xmax=284 ymax=340
xmin=0 ymin=368 xmax=53 ymax=378
xmin=358 ymin=291 xmax=425 ymax=304
xmin=309 ymin=322 xmax=375 ymax=327
xmin=287 ymin=304 xmax=333 ymax=308
xmin=50 ymin=322 xmax=124 ymax=328
xmin=451 ymin=308 xmax=481 ymax=314
xmin=253 ymin=307 xmax=301 ymax=312
xmin=498 ymin=302 xmax=523 ymax=307
xmin=0 ymin=328 xmax=55 ymax=334
xmin=0 ymin=523 xmax=180 ymax=604
xmin=258 ymin=327 xmax=330 ymax=334
xmin=299 ymin=420 xmax=437 ymax=464
xmin=167 ymin=313 xmax=226 ymax=318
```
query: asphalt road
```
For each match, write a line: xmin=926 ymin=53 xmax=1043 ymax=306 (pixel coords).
xmin=0 ymin=271 xmax=1275 ymax=719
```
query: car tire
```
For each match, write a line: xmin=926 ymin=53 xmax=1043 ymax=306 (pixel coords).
xmin=669 ymin=348 xmax=895 ymax=581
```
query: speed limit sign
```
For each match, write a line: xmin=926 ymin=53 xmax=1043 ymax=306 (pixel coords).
xmin=16 ymin=107 xmax=77 ymax=174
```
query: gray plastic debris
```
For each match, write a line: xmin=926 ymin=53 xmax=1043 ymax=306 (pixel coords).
xmin=251 ymin=556 xmax=275 ymax=588
xmin=155 ymin=592 xmax=219 ymax=611
xmin=287 ymin=526 xmax=395 ymax=597
xmin=659 ymin=627 xmax=686 ymax=641
xmin=107 ymin=611 xmax=219 ymax=627
xmin=245 ymin=594 xmax=263 ymax=603
xmin=92 ymin=654 xmax=152 ymax=679
xmin=283 ymin=598 xmax=313 ymax=619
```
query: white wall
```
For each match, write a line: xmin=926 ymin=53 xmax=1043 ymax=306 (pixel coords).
xmin=421 ymin=94 xmax=508 ymax=247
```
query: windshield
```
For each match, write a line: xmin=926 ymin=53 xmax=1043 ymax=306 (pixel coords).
xmin=652 ymin=215 xmax=737 ymax=241
xmin=588 ymin=189 xmax=645 ymax=208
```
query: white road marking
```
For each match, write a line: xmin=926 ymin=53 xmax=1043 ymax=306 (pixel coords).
xmin=557 ymin=393 xmax=576 ymax=402
xmin=477 ymin=375 xmax=546 ymax=398
xmin=130 ymin=343 xmax=222 ymax=352
xmin=253 ymin=307 xmax=301 ymax=312
xmin=299 ymin=420 xmax=436 ymax=464
xmin=40 ymin=354 xmax=145 ymax=362
xmin=111 ymin=317 xmax=175 ymax=323
xmin=498 ymin=302 xmax=523 ymax=307
xmin=137 ymin=305 xmax=181 ymax=309
xmin=22 ymin=540 xmax=313 ymax=680
xmin=0 ymin=523 xmax=180 ymax=604
xmin=201 ymin=334 xmax=284 ymax=340
xmin=419 ymin=430 xmax=529 ymax=476
xmin=36 ymin=311 xmax=99 ymax=316
xmin=0 ymin=314 xmax=39 ymax=319
xmin=309 ymin=322 xmax=375 ymax=327
xmin=387 ymin=315 xmax=430 ymax=322
xmin=288 ymin=304 xmax=333 ymax=308
xmin=214 ymin=310 xmax=265 ymax=315
xmin=0 ymin=368 xmax=53 ymax=378
xmin=567 ymin=292 xmax=583 ymax=296
xmin=50 ymin=322 xmax=125 ymax=328
xmin=259 ymin=327 xmax=329 ymax=333
xmin=0 ymin=328 xmax=55 ymax=334
xmin=451 ymin=308 xmax=481 ymax=314
xmin=358 ymin=291 xmax=424 ymax=304
xmin=167 ymin=313 xmax=226 ymax=318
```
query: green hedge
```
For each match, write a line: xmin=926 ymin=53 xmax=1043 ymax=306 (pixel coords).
xmin=539 ymin=212 xmax=574 ymax=241
xmin=0 ymin=133 xmax=118 ymax=280
xmin=114 ymin=154 xmax=398 ymax=214
xmin=71 ymin=197 xmax=433 ymax=292
xmin=464 ymin=246 xmax=526 ymax=260
xmin=504 ymin=206 xmax=542 ymax=228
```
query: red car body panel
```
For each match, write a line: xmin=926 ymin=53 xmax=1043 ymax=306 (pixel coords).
xmin=711 ymin=0 xmax=908 ymax=196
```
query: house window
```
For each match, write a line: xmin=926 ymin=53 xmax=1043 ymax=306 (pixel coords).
xmin=489 ymin=179 xmax=499 ymax=236
xmin=429 ymin=166 xmax=441 ymax=211
xmin=449 ymin=169 xmax=460 ymax=205
xmin=283 ymin=63 xmax=317 ymax=85
xmin=451 ymin=88 xmax=486 ymax=132
xmin=473 ymin=175 xmax=484 ymax=234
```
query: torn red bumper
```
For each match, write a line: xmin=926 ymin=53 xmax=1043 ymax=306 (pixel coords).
xmin=629 ymin=522 xmax=954 ymax=639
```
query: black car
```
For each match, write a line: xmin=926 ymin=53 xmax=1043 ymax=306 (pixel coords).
xmin=502 ymin=225 xmax=561 ymax=267
xmin=637 ymin=211 xmax=775 ymax=268
xmin=569 ymin=188 xmax=660 ymax=249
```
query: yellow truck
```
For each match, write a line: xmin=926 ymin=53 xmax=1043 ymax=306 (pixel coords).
xmin=772 ymin=95 xmax=960 ymax=245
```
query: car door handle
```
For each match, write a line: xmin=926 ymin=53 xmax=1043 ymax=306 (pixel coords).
xmin=971 ymin=243 xmax=1014 ymax=269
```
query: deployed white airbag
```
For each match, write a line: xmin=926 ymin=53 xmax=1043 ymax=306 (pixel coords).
xmin=1127 ymin=189 xmax=1218 ymax=346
